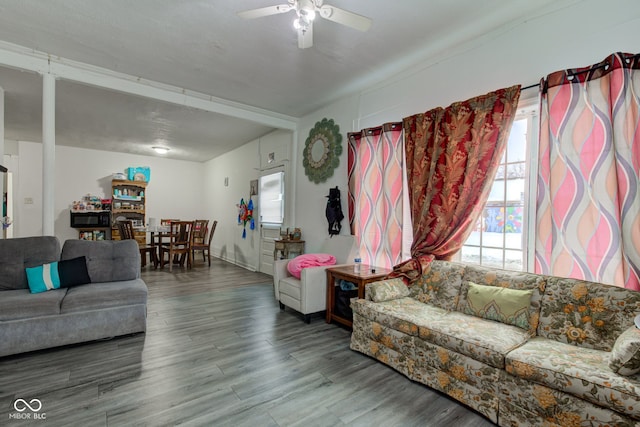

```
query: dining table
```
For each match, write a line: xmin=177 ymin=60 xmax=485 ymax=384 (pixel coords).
xmin=134 ymin=225 xmax=171 ymax=259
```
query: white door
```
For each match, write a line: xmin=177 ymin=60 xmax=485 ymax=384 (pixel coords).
xmin=260 ymin=225 xmax=280 ymax=275
xmin=258 ymin=169 xmax=285 ymax=275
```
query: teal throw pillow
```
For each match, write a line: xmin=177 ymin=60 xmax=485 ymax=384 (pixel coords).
xmin=26 ymin=262 xmax=61 ymax=293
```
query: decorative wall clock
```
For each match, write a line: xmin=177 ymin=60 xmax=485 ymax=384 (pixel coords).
xmin=303 ymin=118 xmax=342 ymax=184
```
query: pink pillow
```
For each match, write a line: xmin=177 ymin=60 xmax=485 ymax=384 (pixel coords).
xmin=287 ymin=253 xmax=337 ymax=279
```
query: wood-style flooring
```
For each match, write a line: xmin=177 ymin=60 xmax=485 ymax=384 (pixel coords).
xmin=0 ymin=257 xmax=496 ymax=426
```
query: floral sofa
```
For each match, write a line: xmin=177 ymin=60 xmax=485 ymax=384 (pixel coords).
xmin=350 ymin=261 xmax=640 ymax=426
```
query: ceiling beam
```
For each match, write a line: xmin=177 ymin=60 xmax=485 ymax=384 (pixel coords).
xmin=0 ymin=41 xmax=298 ymax=131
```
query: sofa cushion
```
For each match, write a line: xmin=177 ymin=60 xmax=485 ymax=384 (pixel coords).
xmin=61 ymin=239 xmax=140 ymax=283
xmin=366 ymin=278 xmax=410 ymax=302
xmin=609 ymin=326 xmax=640 ymax=376
xmin=464 ymin=281 xmax=533 ymax=330
xmin=418 ymin=311 xmax=531 ymax=369
xmin=0 ymin=236 xmax=60 ymax=290
xmin=538 ymin=277 xmax=640 ymax=351
xmin=458 ymin=265 xmax=546 ymax=336
xmin=0 ymin=288 xmax=67 ymax=321
xmin=506 ymin=336 xmax=640 ymax=420
xmin=351 ymin=297 xmax=448 ymax=337
xmin=60 ymin=279 xmax=148 ymax=314
xmin=409 ymin=260 xmax=466 ymax=311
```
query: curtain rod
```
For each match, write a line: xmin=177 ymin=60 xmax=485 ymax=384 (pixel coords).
xmin=524 ymin=57 xmax=634 ymax=92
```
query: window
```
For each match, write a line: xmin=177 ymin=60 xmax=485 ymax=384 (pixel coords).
xmin=259 ymin=171 xmax=284 ymax=224
xmin=458 ymin=102 xmax=538 ymax=271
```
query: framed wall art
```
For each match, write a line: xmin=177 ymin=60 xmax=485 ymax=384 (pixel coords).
xmin=302 ymin=118 xmax=342 ymax=184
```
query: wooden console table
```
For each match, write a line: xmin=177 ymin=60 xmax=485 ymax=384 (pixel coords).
xmin=273 ymin=239 xmax=305 ymax=260
xmin=326 ymin=264 xmax=392 ymax=328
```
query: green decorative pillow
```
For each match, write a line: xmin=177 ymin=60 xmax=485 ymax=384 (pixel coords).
xmin=366 ymin=278 xmax=410 ymax=302
xmin=464 ymin=281 xmax=533 ymax=330
xmin=609 ymin=326 xmax=640 ymax=376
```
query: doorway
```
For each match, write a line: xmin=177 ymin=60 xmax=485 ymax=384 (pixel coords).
xmin=258 ymin=169 xmax=284 ymax=275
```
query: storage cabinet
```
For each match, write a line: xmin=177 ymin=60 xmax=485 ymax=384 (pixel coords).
xmin=111 ymin=179 xmax=147 ymax=244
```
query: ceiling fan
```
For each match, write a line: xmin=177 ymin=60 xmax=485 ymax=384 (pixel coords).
xmin=237 ymin=0 xmax=372 ymax=49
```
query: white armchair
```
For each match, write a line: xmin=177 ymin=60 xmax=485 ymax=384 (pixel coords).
xmin=273 ymin=235 xmax=357 ymax=323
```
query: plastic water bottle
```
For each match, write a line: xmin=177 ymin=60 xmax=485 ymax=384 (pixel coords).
xmin=354 ymin=255 xmax=362 ymax=274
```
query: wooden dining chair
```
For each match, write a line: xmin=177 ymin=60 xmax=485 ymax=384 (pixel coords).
xmin=159 ymin=220 xmax=194 ymax=272
xmin=117 ymin=220 xmax=158 ymax=268
xmin=191 ymin=220 xmax=217 ymax=267
xmin=191 ymin=219 xmax=209 ymax=245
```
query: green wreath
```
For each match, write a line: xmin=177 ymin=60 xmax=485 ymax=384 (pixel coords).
xmin=303 ymin=118 xmax=342 ymax=184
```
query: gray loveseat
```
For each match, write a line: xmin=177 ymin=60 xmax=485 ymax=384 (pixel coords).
xmin=350 ymin=261 xmax=640 ymax=426
xmin=0 ymin=236 xmax=148 ymax=357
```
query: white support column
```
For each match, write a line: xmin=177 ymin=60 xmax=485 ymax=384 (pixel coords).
xmin=0 ymin=86 xmax=4 ymax=160
xmin=0 ymin=86 xmax=5 ymax=239
xmin=42 ymin=73 xmax=55 ymax=236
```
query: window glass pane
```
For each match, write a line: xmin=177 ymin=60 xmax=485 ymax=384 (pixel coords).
xmin=483 ymin=204 xmax=503 ymax=235
xmin=507 ymin=119 xmax=528 ymax=162
xmin=460 ymin=245 xmax=480 ymax=265
xmin=482 ymin=248 xmax=504 ymax=269
xmin=505 ymin=177 xmax=525 ymax=201
xmin=259 ymin=171 xmax=284 ymax=224
xmin=504 ymin=208 xmax=523 ymax=249
xmin=506 ymin=163 xmax=526 ymax=180
xmin=487 ymin=180 xmax=505 ymax=201
xmin=460 ymin=105 xmax=534 ymax=272
xmin=505 ymin=250 xmax=523 ymax=271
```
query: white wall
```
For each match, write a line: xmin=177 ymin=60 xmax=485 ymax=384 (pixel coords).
xmin=14 ymin=141 xmax=204 ymax=243
xmin=203 ymin=138 xmax=260 ymax=270
xmin=202 ymin=129 xmax=293 ymax=271
xmin=293 ymin=0 xmax=640 ymax=254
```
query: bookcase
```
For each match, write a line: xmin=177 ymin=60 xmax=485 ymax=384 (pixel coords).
xmin=110 ymin=179 xmax=147 ymax=244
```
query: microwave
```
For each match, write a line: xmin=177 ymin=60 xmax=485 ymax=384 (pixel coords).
xmin=70 ymin=211 xmax=111 ymax=228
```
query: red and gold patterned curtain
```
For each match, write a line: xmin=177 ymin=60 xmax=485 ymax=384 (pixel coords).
xmin=347 ymin=123 xmax=406 ymax=268
xmin=536 ymin=52 xmax=640 ymax=290
xmin=403 ymin=85 xmax=521 ymax=262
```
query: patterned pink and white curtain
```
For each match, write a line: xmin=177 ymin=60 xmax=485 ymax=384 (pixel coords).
xmin=348 ymin=123 xmax=406 ymax=268
xmin=536 ymin=52 xmax=640 ymax=290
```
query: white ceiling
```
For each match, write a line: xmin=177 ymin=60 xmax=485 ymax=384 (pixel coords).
xmin=0 ymin=0 xmax=562 ymax=162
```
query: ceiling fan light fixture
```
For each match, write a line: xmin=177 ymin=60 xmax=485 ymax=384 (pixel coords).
xmin=298 ymin=0 xmax=316 ymax=20
xmin=300 ymin=8 xmax=315 ymax=21
xmin=152 ymin=146 xmax=170 ymax=154
xmin=238 ymin=0 xmax=372 ymax=49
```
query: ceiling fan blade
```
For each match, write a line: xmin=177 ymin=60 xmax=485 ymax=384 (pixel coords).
xmin=298 ymin=22 xmax=313 ymax=49
xmin=237 ymin=4 xmax=294 ymax=20
xmin=318 ymin=5 xmax=372 ymax=32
